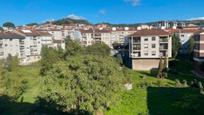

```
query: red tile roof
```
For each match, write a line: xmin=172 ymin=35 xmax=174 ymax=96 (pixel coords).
xmin=130 ymin=29 xmax=170 ymax=37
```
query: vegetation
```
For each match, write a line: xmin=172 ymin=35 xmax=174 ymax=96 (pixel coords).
xmin=2 ymin=22 xmax=15 ymax=28
xmin=26 ymin=23 xmax=39 ymax=26
xmin=38 ymin=55 xmax=124 ymax=114
xmin=172 ymin=34 xmax=181 ymax=57
xmin=157 ymin=56 xmax=168 ymax=78
xmin=51 ymin=18 xmax=91 ymax=25
xmin=0 ymin=39 xmax=204 ymax=115
xmin=86 ymin=42 xmax=111 ymax=56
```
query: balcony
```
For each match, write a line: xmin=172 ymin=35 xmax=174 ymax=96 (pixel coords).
xmin=159 ymin=44 xmax=168 ymax=50
xmin=133 ymin=37 xmax=141 ymax=44
xmin=159 ymin=37 xmax=168 ymax=43
xmin=133 ymin=44 xmax=141 ymax=50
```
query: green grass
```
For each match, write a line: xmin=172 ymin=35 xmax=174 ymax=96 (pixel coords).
xmin=106 ymin=58 xmax=204 ymax=115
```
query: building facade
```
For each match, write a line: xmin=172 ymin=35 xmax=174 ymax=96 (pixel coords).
xmin=194 ymin=31 xmax=204 ymax=62
xmin=129 ymin=29 xmax=172 ymax=71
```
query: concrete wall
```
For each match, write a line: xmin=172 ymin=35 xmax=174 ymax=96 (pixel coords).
xmin=132 ymin=58 xmax=160 ymax=71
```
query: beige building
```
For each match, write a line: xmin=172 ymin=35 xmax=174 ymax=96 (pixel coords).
xmin=194 ymin=30 xmax=204 ymax=62
xmin=0 ymin=31 xmax=25 ymax=60
xmin=129 ymin=29 xmax=172 ymax=71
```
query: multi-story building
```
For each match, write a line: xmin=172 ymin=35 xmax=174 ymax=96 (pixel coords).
xmin=16 ymin=29 xmax=43 ymax=64
xmin=111 ymin=27 xmax=136 ymax=45
xmin=80 ymin=29 xmax=94 ymax=46
xmin=194 ymin=31 xmax=204 ymax=62
xmin=129 ymin=29 xmax=172 ymax=71
xmin=94 ymin=29 xmax=112 ymax=47
xmin=175 ymin=29 xmax=199 ymax=54
xmin=0 ymin=31 xmax=25 ymax=60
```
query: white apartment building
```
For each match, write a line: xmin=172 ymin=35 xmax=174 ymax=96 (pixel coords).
xmin=129 ymin=29 xmax=172 ymax=71
xmin=175 ymin=29 xmax=198 ymax=54
xmin=80 ymin=29 xmax=94 ymax=46
xmin=111 ymin=27 xmax=136 ymax=45
xmin=0 ymin=31 xmax=25 ymax=60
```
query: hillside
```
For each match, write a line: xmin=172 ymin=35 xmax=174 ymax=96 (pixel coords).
xmin=50 ymin=18 xmax=91 ymax=25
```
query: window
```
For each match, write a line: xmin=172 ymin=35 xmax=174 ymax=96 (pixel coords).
xmin=181 ymin=35 xmax=185 ymax=37
xmin=144 ymin=52 xmax=148 ymax=56
xmin=152 ymin=44 xmax=156 ymax=48
xmin=144 ymin=44 xmax=148 ymax=48
xmin=144 ymin=38 xmax=148 ymax=41
xmin=152 ymin=37 xmax=156 ymax=41
xmin=152 ymin=51 xmax=156 ymax=56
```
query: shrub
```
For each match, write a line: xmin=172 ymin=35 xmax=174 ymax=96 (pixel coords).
xmin=183 ymin=80 xmax=188 ymax=87
xmin=175 ymin=79 xmax=182 ymax=87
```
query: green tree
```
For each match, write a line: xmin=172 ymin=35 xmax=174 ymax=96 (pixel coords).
xmin=26 ymin=23 xmax=38 ymax=26
xmin=40 ymin=46 xmax=63 ymax=75
xmin=38 ymin=55 xmax=124 ymax=114
xmin=4 ymin=54 xmax=19 ymax=72
xmin=86 ymin=42 xmax=111 ymax=56
xmin=3 ymin=22 xmax=15 ymax=28
xmin=172 ymin=34 xmax=181 ymax=58
xmin=64 ymin=38 xmax=82 ymax=59
xmin=157 ymin=58 xmax=163 ymax=78
xmin=188 ymin=36 xmax=195 ymax=59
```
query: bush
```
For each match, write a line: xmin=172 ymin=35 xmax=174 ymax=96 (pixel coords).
xmin=175 ymin=79 xmax=182 ymax=87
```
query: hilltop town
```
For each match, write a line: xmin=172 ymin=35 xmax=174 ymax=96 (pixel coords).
xmin=0 ymin=18 xmax=204 ymax=115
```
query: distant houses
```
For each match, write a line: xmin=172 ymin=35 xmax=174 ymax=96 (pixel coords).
xmin=0 ymin=21 xmax=204 ymax=71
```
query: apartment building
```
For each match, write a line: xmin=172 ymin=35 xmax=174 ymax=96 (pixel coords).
xmin=80 ymin=29 xmax=94 ymax=46
xmin=175 ymin=29 xmax=199 ymax=54
xmin=0 ymin=31 xmax=25 ymax=60
xmin=94 ymin=29 xmax=112 ymax=47
xmin=111 ymin=27 xmax=136 ymax=45
xmin=194 ymin=30 xmax=204 ymax=62
xmin=129 ymin=29 xmax=172 ymax=71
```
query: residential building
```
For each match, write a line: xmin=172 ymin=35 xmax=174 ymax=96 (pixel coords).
xmin=129 ymin=29 xmax=172 ymax=71
xmin=175 ymin=29 xmax=199 ymax=54
xmin=194 ymin=30 xmax=204 ymax=62
xmin=0 ymin=31 xmax=25 ymax=60
xmin=80 ymin=29 xmax=94 ymax=46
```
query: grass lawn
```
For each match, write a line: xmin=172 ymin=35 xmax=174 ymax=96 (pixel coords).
xmin=106 ymin=58 xmax=204 ymax=115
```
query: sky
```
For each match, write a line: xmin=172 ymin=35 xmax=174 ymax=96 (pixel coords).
xmin=0 ymin=0 xmax=204 ymax=26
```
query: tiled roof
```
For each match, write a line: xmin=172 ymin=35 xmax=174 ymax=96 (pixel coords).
xmin=0 ymin=31 xmax=25 ymax=39
xmin=130 ymin=29 xmax=170 ymax=37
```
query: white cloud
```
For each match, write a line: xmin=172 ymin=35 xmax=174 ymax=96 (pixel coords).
xmin=188 ymin=17 xmax=204 ymax=20
xmin=67 ymin=14 xmax=85 ymax=20
xmin=125 ymin=0 xmax=140 ymax=6
xmin=99 ymin=9 xmax=106 ymax=15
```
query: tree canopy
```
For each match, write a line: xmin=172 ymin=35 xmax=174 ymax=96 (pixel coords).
xmin=2 ymin=22 xmax=15 ymax=28
xmin=172 ymin=34 xmax=181 ymax=58
xmin=86 ymin=42 xmax=111 ymax=56
xmin=38 ymin=55 xmax=124 ymax=114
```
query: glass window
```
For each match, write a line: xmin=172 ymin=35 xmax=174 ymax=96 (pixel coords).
xmin=152 ymin=44 xmax=156 ymax=48
xmin=152 ymin=51 xmax=156 ymax=56
xmin=152 ymin=37 xmax=156 ymax=41
xmin=144 ymin=38 xmax=148 ymax=41
xmin=144 ymin=44 xmax=148 ymax=48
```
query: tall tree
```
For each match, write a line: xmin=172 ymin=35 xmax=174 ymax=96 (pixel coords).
xmin=64 ymin=38 xmax=82 ymax=59
xmin=86 ymin=42 xmax=111 ymax=56
xmin=40 ymin=46 xmax=63 ymax=75
xmin=172 ymin=34 xmax=181 ymax=58
xmin=38 ymin=55 xmax=124 ymax=114
xmin=2 ymin=22 xmax=15 ymax=28
xmin=188 ymin=35 xmax=195 ymax=58
xmin=4 ymin=54 xmax=19 ymax=72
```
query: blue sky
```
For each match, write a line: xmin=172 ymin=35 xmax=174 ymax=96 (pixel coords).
xmin=0 ymin=0 xmax=204 ymax=25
